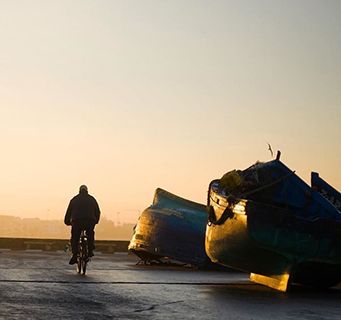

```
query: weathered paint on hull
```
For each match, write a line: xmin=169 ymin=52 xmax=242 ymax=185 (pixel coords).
xmin=206 ymin=212 xmax=292 ymax=277
xmin=206 ymin=194 xmax=294 ymax=291
xmin=129 ymin=188 xmax=209 ymax=267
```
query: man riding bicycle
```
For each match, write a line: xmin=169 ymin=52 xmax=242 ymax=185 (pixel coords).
xmin=64 ymin=185 xmax=101 ymax=265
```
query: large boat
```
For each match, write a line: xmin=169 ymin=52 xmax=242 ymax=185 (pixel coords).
xmin=129 ymin=188 xmax=210 ymax=267
xmin=206 ymin=152 xmax=341 ymax=291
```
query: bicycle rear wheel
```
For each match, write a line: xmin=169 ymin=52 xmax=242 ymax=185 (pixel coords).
xmin=76 ymin=230 xmax=89 ymax=275
xmin=77 ymin=257 xmax=82 ymax=274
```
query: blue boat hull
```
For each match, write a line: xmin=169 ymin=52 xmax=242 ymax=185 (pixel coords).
xmin=129 ymin=188 xmax=209 ymax=267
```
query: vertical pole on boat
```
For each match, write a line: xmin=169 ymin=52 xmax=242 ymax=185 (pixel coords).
xmin=276 ymin=151 xmax=281 ymax=161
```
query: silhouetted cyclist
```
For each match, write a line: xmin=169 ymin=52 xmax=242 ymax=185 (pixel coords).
xmin=64 ymin=185 xmax=100 ymax=265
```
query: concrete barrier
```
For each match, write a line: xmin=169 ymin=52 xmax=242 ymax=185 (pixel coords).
xmin=0 ymin=238 xmax=129 ymax=253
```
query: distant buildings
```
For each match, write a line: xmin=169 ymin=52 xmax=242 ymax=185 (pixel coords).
xmin=0 ymin=215 xmax=134 ymax=240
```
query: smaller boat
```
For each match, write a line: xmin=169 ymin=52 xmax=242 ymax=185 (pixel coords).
xmin=206 ymin=152 xmax=341 ymax=291
xmin=311 ymin=172 xmax=341 ymax=211
xmin=129 ymin=188 xmax=209 ymax=267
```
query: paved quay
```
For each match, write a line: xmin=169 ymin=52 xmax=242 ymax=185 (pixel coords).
xmin=0 ymin=250 xmax=340 ymax=320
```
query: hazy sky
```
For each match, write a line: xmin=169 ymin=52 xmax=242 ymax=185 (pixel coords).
xmin=0 ymin=0 xmax=340 ymax=223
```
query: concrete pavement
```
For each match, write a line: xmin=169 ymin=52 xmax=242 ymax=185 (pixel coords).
xmin=0 ymin=250 xmax=340 ymax=320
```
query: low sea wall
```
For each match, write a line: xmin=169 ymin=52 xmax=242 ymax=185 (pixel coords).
xmin=0 ymin=237 xmax=129 ymax=253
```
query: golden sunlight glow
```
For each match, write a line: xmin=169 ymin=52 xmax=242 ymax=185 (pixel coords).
xmin=0 ymin=1 xmax=340 ymax=231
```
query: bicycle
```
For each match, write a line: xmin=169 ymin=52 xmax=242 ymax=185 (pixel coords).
xmin=77 ymin=230 xmax=89 ymax=275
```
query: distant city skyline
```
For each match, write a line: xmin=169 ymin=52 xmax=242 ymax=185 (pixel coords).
xmin=0 ymin=1 xmax=340 ymax=222
xmin=0 ymin=214 xmax=134 ymax=240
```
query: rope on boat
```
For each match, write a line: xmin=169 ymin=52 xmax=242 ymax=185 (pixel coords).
xmin=208 ymin=204 xmax=235 ymax=225
xmin=240 ymin=170 xmax=296 ymax=198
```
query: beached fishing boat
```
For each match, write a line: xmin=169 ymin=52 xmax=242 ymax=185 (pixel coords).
xmin=129 ymin=188 xmax=209 ymax=267
xmin=206 ymin=152 xmax=341 ymax=291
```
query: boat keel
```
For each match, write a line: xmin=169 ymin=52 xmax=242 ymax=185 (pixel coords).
xmin=250 ymin=272 xmax=291 ymax=292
